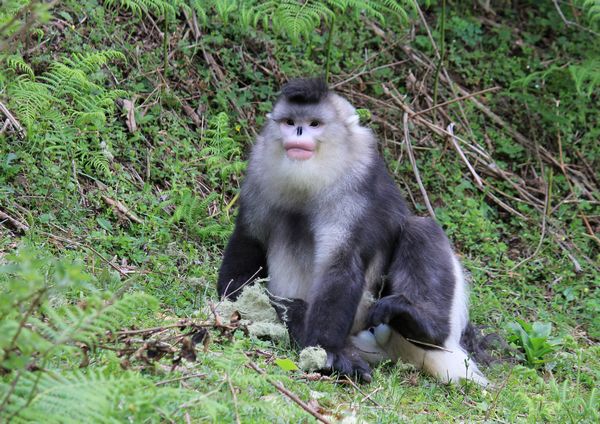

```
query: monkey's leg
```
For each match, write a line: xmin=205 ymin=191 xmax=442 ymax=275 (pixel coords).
xmin=367 ymin=216 xmax=459 ymax=346
xmin=217 ymin=217 xmax=267 ymax=300
xmin=367 ymin=216 xmax=488 ymax=385
xmin=269 ymin=297 xmax=307 ymax=347
xmin=302 ymin=249 xmax=372 ymax=382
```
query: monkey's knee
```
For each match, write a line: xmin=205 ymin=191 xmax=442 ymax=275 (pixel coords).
xmin=367 ymin=296 xmax=449 ymax=346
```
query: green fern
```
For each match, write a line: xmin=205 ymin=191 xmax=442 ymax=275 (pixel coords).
xmin=3 ymin=50 xmax=125 ymax=177
xmin=255 ymin=0 xmax=332 ymax=42
xmin=189 ymin=0 xmax=240 ymax=26
xmin=3 ymin=55 xmax=34 ymax=79
xmin=579 ymin=0 xmax=600 ymax=27
xmin=104 ymin=0 xmax=189 ymax=19
xmin=32 ymin=293 xmax=156 ymax=347
xmin=2 ymin=369 xmax=201 ymax=423
xmin=63 ymin=50 xmax=126 ymax=74
xmin=6 ymin=77 xmax=55 ymax=128
xmin=200 ymin=112 xmax=246 ymax=186
xmin=188 ymin=0 xmax=409 ymax=42
xmin=569 ymin=59 xmax=600 ymax=97
xmin=0 ymin=249 xmax=171 ymax=422
xmin=253 ymin=0 xmax=410 ymax=43
xmin=166 ymin=188 xmax=230 ymax=240
xmin=10 ymin=371 xmax=130 ymax=423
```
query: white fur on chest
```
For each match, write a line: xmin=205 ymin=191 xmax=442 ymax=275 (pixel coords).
xmin=267 ymin=236 xmax=314 ymax=300
xmin=266 ymin=194 xmax=364 ymax=301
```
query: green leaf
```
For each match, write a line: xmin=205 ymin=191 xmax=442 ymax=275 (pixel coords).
xmin=97 ymin=217 xmax=113 ymax=231
xmin=274 ymin=358 xmax=299 ymax=371
xmin=532 ymin=322 xmax=552 ymax=338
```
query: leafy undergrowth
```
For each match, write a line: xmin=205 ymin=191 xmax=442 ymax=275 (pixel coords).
xmin=1 ymin=1 xmax=598 ymax=422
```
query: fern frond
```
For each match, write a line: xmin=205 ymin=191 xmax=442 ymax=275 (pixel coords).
xmin=3 ymin=55 xmax=34 ymax=79
xmin=7 ymin=77 xmax=54 ymax=127
xmin=104 ymin=0 xmax=188 ymax=19
xmin=580 ymin=0 xmax=600 ymax=26
xmin=4 ymin=369 xmax=190 ymax=423
xmin=569 ymin=60 xmax=600 ymax=97
xmin=30 ymin=293 xmax=157 ymax=347
xmin=3 ymin=368 xmax=219 ymax=423
xmin=214 ymin=0 xmax=238 ymax=22
xmin=63 ymin=50 xmax=126 ymax=74
xmin=40 ymin=63 xmax=100 ymax=96
xmin=254 ymin=0 xmax=409 ymax=43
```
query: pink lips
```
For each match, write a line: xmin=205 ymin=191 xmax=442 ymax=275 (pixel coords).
xmin=283 ymin=140 xmax=315 ymax=160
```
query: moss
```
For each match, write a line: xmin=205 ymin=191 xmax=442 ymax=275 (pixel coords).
xmin=215 ymin=283 xmax=289 ymax=343
xmin=298 ymin=346 xmax=328 ymax=372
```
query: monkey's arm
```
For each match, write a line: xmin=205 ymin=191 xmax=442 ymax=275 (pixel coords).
xmin=217 ymin=215 xmax=267 ymax=300
xmin=302 ymin=249 xmax=372 ymax=381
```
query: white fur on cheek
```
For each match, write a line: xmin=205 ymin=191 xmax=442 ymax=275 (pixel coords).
xmin=247 ymin=117 xmax=376 ymax=209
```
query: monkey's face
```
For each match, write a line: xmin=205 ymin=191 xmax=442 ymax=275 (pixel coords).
xmin=268 ymin=97 xmax=345 ymax=163
xmin=249 ymin=92 xmax=375 ymax=202
xmin=277 ymin=118 xmax=325 ymax=161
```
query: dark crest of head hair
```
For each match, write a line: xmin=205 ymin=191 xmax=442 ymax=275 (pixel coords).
xmin=281 ymin=77 xmax=329 ymax=104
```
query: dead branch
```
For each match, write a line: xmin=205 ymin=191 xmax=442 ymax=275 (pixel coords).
xmin=402 ymin=112 xmax=436 ymax=219
xmin=0 ymin=101 xmax=25 ymax=139
xmin=155 ymin=373 xmax=207 ymax=386
xmin=412 ymin=86 xmax=501 ymax=117
xmin=101 ymin=195 xmax=144 ymax=224
xmin=446 ymin=123 xmax=484 ymax=189
xmin=246 ymin=360 xmax=332 ymax=424
xmin=0 ymin=209 xmax=29 ymax=233
xmin=344 ymin=376 xmax=384 ymax=408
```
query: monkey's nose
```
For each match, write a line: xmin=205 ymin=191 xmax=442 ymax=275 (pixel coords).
xmin=296 ymin=126 xmax=303 ymax=136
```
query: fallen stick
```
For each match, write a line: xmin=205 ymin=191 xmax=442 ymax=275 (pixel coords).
xmin=402 ymin=112 xmax=436 ymax=219
xmin=412 ymin=86 xmax=501 ymax=117
xmin=102 ymin=195 xmax=143 ymax=224
xmin=0 ymin=101 xmax=25 ymax=139
xmin=0 ymin=210 xmax=29 ymax=232
xmin=246 ymin=360 xmax=331 ymax=424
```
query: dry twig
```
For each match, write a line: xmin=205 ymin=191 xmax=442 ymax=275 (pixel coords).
xmin=102 ymin=195 xmax=144 ymax=224
xmin=0 ymin=209 xmax=29 ymax=233
xmin=402 ymin=112 xmax=436 ymax=219
xmin=246 ymin=359 xmax=332 ymax=424
xmin=226 ymin=374 xmax=242 ymax=424
xmin=0 ymin=101 xmax=25 ymax=139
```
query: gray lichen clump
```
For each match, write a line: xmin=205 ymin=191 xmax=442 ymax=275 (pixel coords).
xmin=214 ymin=283 xmax=289 ymax=342
xmin=214 ymin=283 xmax=328 ymax=371
xmin=298 ymin=346 xmax=328 ymax=372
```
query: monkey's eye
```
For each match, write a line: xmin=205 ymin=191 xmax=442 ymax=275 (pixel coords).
xmin=285 ymin=119 xmax=295 ymax=126
xmin=309 ymin=120 xmax=320 ymax=127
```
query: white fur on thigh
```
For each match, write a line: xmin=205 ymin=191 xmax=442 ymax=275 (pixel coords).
xmin=353 ymin=324 xmax=488 ymax=386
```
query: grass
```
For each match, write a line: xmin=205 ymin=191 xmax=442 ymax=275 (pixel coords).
xmin=1 ymin=1 xmax=598 ymax=422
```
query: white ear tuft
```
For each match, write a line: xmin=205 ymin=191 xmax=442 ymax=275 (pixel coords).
xmin=345 ymin=114 xmax=359 ymax=127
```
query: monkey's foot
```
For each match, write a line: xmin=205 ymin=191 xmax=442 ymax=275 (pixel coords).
xmin=325 ymin=347 xmax=372 ymax=383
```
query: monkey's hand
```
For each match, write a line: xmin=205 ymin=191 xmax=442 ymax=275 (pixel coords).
xmin=367 ymin=295 xmax=412 ymax=326
xmin=325 ymin=346 xmax=372 ymax=383
xmin=367 ymin=295 xmax=445 ymax=346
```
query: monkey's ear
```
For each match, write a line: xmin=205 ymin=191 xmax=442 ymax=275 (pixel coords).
xmin=345 ymin=113 xmax=360 ymax=127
